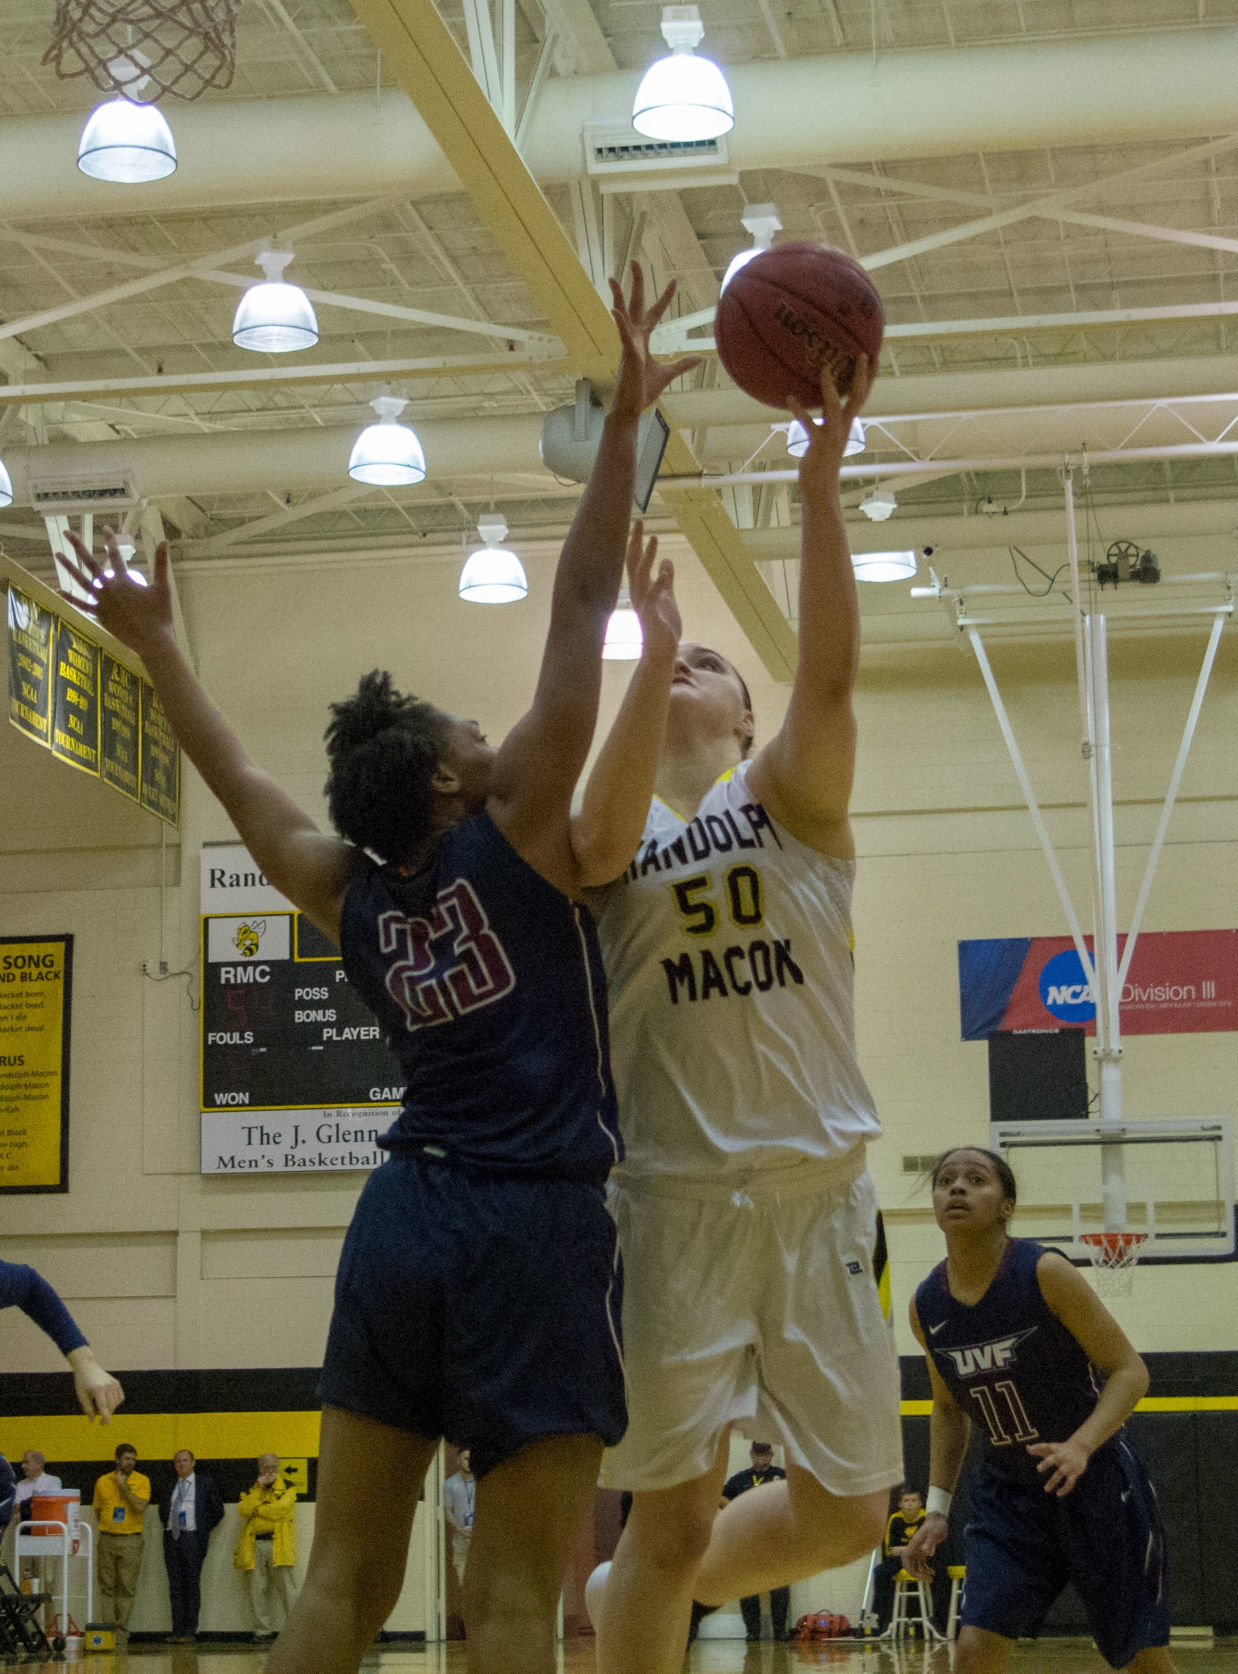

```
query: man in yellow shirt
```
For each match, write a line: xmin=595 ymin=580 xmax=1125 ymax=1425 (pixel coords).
xmin=234 ymin=1454 xmax=298 ymax=1643
xmin=92 ymin=1444 xmax=150 ymax=1636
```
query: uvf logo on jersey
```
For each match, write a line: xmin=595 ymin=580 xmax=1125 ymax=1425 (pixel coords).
xmin=943 ymin=1328 xmax=1036 ymax=1378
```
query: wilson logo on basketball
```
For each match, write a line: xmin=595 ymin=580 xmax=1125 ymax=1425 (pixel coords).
xmin=770 ymin=302 xmax=854 ymax=377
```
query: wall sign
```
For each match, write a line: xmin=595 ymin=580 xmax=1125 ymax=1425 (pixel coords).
xmin=0 ymin=936 xmax=72 ymax=1193
xmin=959 ymin=930 xmax=1238 ymax=1039
xmin=200 ymin=844 xmax=403 ymax=1174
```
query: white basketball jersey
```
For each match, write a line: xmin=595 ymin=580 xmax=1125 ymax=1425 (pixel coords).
xmin=590 ymin=759 xmax=880 ymax=1180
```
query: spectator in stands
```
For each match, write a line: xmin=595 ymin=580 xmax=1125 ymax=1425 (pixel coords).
xmin=235 ymin=1455 xmax=298 ymax=1643
xmin=720 ymin=1444 xmax=792 ymax=1643
xmin=874 ymin=1487 xmax=948 ymax=1632
xmin=14 ymin=1452 xmax=60 ymax=1510
xmin=156 ymin=1450 xmax=224 ymax=1644
xmin=93 ymin=1445 xmax=150 ymax=1640
xmin=443 ymin=1449 xmax=475 ymax=1591
xmin=13 ymin=1453 xmax=64 ymax=1614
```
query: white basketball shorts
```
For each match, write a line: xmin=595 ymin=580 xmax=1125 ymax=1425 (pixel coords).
xmin=603 ymin=1144 xmax=903 ymax=1496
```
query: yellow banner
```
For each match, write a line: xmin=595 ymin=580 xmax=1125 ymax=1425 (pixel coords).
xmin=0 ymin=935 xmax=71 ymax=1192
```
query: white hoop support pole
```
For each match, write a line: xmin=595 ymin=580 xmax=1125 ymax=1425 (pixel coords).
xmin=966 ymin=627 xmax=1097 ymax=987
xmin=1118 ymin=608 xmax=1228 ymax=991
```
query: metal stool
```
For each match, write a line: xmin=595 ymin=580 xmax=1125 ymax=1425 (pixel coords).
xmin=889 ymin=1569 xmax=936 ymax=1640
xmin=946 ymin=1564 xmax=966 ymax=1639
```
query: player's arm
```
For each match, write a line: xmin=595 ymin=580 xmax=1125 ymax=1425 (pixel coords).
xmin=488 ymin=267 xmax=697 ymax=885
xmin=903 ymin=1296 xmax=970 ymax=1581
xmin=59 ymin=532 xmax=360 ymax=944
xmin=0 ymin=1260 xmax=125 ymax=1423
xmin=747 ymin=358 xmax=871 ymax=858
xmin=571 ymin=524 xmax=679 ymax=886
xmin=1028 ymin=1250 xmax=1150 ymax=1497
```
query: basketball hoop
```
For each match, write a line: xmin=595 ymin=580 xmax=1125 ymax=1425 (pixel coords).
xmin=1080 ymin=1231 xmax=1146 ymax=1297
xmin=43 ymin=0 xmax=239 ymax=103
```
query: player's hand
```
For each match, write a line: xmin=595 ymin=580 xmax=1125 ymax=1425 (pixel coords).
xmin=58 ymin=528 xmax=174 ymax=660
xmin=901 ymin=1512 xmax=947 ymax=1582
xmin=67 ymin=1347 xmax=125 ymax=1422
xmin=625 ymin=521 xmax=679 ymax=665
xmin=1028 ymin=1437 xmax=1090 ymax=1497
xmin=608 ymin=262 xmax=701 ymax=421
xmin=787 ymin=353 xmax=871 ymax=504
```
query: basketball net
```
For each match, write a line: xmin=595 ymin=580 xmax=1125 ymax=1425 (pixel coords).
xmin=1080 ymin=1230 xmax=1146 ymax=1298
xmin=43 ymin=0 xmax=239 ymax=103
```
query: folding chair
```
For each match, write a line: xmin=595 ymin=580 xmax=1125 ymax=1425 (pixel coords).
xmin=0 ymin=1561 xmax=55 ymax=1660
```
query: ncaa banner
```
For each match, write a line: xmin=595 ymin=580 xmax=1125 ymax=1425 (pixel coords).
xmin=959 ymin=929 xmax=1238 ymax=1040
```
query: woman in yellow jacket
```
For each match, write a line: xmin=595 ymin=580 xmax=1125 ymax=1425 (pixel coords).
xmin=235 ymin=1456 xmax=298 ymax=1642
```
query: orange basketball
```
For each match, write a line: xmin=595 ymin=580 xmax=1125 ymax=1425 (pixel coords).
xmin=715 ymin=241 xmax=884 ymax=410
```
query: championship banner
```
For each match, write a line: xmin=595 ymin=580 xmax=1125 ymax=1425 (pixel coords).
xmin=50 ymin=618 xmax=100 ymax=776
xmin=6 ymin=586 xmax=52 ymax=746
xmin=0 ymin=936 xmax=72 ymax=1193
xmin=959 ymin=929 xmax=1238 ymax=1040
xmin=3 ymin=559 xmax=179 ymax=827
xmin=199 ymin=844 xmax=403 ymax=1175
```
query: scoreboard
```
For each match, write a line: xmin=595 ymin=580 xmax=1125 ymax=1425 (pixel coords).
xmin=200 ymin=843 xmax=403 ymax=1175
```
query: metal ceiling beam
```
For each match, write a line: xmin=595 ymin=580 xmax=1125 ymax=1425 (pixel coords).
xmin=12 ymin=26 xmax=1238 ymax=221
xmin=346 ymin=0 xmax=797 ymax=679
xmin=0 ymin=350 xmax=568 ymax=408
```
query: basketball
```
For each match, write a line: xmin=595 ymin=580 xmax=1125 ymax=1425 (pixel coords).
xmin=715 ymin=242 xmax=884 ymax=410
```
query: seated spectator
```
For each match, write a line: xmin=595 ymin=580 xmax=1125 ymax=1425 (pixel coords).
xmin=873 ymin=1487 xmax=948 ymax=1632
xmin=235 ymin=1455 xmax=298 ymax=1644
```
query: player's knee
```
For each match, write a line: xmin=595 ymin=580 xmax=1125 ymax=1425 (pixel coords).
xmin=788 ymin=1480 xmax=886 ymax=1571
xmin=305 ymin=1538 xmax=406 ymax=1628
xmin=465 ymin=1561 xmax=558 ymax=1633
xmin=627 ymin=1496 xmax=716 ymax=1572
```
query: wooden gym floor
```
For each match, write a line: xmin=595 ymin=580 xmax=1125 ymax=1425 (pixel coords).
xmin=57 ymin=1634 xmax=1236 ymax=1670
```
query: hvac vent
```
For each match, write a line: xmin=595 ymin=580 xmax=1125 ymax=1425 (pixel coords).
xmin=902 ymin=1153 xmax=941 ymax=1178
xmin=584 ymin=124 xmax=734 ymax=189
xmin=29 ymin=472 xmax=139 ymax=513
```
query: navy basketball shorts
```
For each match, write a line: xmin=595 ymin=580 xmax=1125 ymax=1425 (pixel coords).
xmin=318 ymin=1156 xmax=626 ymax=1476
xmin=961 ymin=1434 xmax=1170 ymax=1668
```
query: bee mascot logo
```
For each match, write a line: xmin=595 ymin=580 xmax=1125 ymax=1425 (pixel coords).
xmin=233 ymin=919 xmax=266 ymax=959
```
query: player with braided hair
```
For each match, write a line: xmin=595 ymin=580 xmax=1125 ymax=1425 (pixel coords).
xmin=60 ymin=264 xmax=697 ymax=1674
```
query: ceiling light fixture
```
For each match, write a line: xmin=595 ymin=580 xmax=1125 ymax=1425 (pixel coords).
xmin=232 ymin=250 xmax=319 ymax=354
xmin=459 ymin=514 xmax=528 ymax=604
xmin=632 ymin=5 xmax=734 ymax=143
xmin=852 ymin=550 xmax=917 ymax=583
xmin=77 ymin=84 xmax=177 ymax=184
xmin=603 ymin=589 xmax=643 ymax=660
xmin=347 ymin=394 xmax=427 ymax=487
xmin=858 ymin=487 xmax=896 ymax=521
xmin=786 ymin=416 xmax=866 ymax=459
xmin=721 ymin=203 xmax=780 ymax=292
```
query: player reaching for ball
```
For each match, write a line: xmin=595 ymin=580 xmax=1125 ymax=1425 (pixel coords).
xmin=573 ymin=354 xmax=903 ymax=1674
xmin=58 ymin=266 xmax=697 ymax=1674
xmin=904 ymin=1148 xmax=1176 ymax=1674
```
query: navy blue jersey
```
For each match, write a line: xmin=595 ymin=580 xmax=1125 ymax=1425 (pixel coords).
xmin=341 ymin=812 xmax=620 ymax=1181
xmin=915 ymin=1238 xmax=1105 ymax=1488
